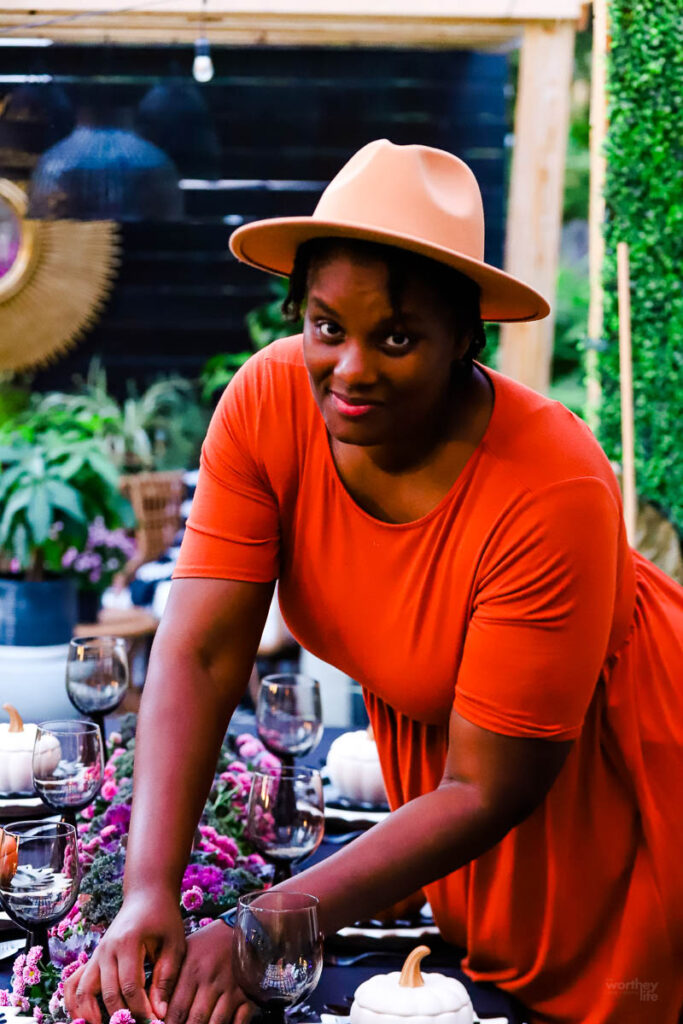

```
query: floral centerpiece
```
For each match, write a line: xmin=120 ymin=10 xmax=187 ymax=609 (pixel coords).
xmin=0 ymin=717 xmax=280 ymax=1022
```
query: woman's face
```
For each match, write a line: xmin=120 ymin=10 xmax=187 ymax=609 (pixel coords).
xmin=303 ymin=250 xmax=468 ymax=449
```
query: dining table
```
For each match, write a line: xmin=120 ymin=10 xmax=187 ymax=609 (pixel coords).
xmin=0 ymin=715 xmax=529 ymax=1024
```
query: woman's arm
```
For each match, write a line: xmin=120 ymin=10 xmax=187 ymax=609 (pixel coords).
xmin=160 ymin=705 xmax=571 ymax=1024
xmin=277 ymin=707 xmax=572 ymax=933
xmin=64 ymin=576 xmax=274 ymax=1024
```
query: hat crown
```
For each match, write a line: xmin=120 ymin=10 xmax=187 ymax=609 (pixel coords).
xmin=313 ymin=139 xmax=485 ymax=262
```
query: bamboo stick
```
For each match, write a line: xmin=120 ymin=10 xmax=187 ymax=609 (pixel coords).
xmin=586 ymin=0 xmax=608 ymax=432
xmin=617 ymin=241 xmax=636 ymax=545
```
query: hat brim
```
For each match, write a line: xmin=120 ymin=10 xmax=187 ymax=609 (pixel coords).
xmin=230 ymin=217 xmax=550 ymax=324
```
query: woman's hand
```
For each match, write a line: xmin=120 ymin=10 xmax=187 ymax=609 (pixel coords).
xmin=164 ymin=921 xmax=253 ymax=1024
xmin=63 ymin=891 xmax=186 ymax=1024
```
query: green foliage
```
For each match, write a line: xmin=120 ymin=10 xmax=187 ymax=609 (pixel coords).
xmin=599 ymin=0 xmax=683 ymax=530
xmin=200 ymin=280 xmax=302 ymax=403
xmin=0 ymin=424 xmax=133 ymax=580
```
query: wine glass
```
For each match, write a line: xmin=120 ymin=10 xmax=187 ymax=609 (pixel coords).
xmin=66 ymin=635 xmax=129 ymax=748
xmin=232 ymin=890 xmax=322 ymax=1024
xmin=256 ymin=674 xmax=323 ymax=767
xmin=0 ymin=820 xmax=80 ymax=956
xmin=32 ymin=721 xmax=104 ymax=828
xmin=246 ymin=766 xmax=325 ymax=883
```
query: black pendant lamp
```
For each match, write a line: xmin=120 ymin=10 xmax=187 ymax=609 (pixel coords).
xmin=28 ymin=110 xmax=183 ymax=221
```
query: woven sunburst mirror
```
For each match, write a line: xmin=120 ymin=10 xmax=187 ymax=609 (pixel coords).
xmin=0 ymin=178 xmax=120 ymax=372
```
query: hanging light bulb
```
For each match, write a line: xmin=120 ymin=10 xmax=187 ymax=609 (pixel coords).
xmin=192 ymin=0 xmax=214 ymax=83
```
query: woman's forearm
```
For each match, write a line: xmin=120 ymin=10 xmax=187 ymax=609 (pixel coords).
xmin=123 ymin=641 xmax=244 ymax=898
xmin=277 ymin=779 xmax=510 ymax=935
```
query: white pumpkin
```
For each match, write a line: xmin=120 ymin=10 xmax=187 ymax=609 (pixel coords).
xmin=350 ymin=946 xmax=474 ymax=1024
xmin=326 ymin=727 xmax=388 ymax=806
xmin=0 ymin=704 xmax=62 ymax=795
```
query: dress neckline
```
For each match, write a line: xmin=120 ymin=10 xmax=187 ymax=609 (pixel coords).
xmin=319 ymin=364 xmax=501 ymax=530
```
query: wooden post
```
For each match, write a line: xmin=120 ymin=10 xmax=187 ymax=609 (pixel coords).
xmin=499 ymin=21 xmax=576 ymax=393
xmin=617 ymin=242 xmax=637 ymax=545
xmin=585 ymin=0 xmax=609 ymax=432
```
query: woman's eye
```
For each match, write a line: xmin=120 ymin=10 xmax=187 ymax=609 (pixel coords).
xmin=385 ymin=333 xmax=414 ymax=351
xmin=316 ymin=320 xmax=343 ymax=341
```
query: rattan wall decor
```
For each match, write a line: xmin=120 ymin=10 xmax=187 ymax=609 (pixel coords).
xmin=0 ymin=178 xmax=120 ymax=372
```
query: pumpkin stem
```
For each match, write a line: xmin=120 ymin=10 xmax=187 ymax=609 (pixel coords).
xmin=2 ymin=704 xmax=24 ymax=733
xmin=398 ymin=945 xmax=431 ymax=987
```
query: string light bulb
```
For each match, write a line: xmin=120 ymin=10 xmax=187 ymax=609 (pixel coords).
xmin=192 ymin=0 xmax=214 ymax=83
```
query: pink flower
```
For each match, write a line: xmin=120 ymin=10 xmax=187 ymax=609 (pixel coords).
xmin=181 ymin=886 xmax=204 ymax=911
xmin=23 ymin=965 xmax=41 ymax=985
xmin=71 ymin=1019 xmax=87 ymax=1024
xmin=199 ymin=917 xmax=213 ymax=928
xmin=33 ymin=1007 xmax=44 ymax=1023
xmin=56 ymin=919 xmax=70 ymax=939
xmin=78 ymin=951 xmax=89 ymax=966
xmin=26 ymin=946 xmax=42 ymax=969
xmin=101 ymin=779 xmax=119 ymax=801
xmin=0 ymin=990 xmax=10 ymax=1006
xmin=258 ymin=752 xmax=281 ymax=772
xmin=49 ymin=991 xmax=63 ymax=1015
xmin=61 ymin=960 xmax=81 ymax=981
xmin=104 ymin=762 xmax=117 ymax=779
xmin=10 ymin=993 xmax=30 ymax=1012
xmin=110 ymin=747 xmax=126 ymax=760
xmin=11 ymin=976 xmax=25 ymax=997
xmin=12 ymin=954 xmax=26 ymax=976
xmin=110 ymin=1009 xmax=135 ymax=1024
xmin=100 ymin=824 xmax=118 ymax=840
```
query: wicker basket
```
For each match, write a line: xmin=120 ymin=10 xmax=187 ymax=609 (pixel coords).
xmin=119 ymin=470 xmax=185 ymax=570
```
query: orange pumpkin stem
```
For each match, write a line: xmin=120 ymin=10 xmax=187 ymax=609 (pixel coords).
xmin=2 ymin=704 xmax=23 ymax=733
xmin=398 ymin=945 xmax=431 ymax=987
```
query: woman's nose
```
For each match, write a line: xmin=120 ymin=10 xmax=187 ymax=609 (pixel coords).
xmin=334 ymin=338 xmax=377 ymax=386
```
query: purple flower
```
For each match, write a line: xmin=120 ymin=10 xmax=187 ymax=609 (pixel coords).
xmin=8 ymin=558 xmax=20 ymax=574
xmin=61 ymin=547 xmax=79 ymax=569
xmin=89 ymin=568 xmax=102 ymax=584
xmin=181 ymin=886 xmax=204 ymax=911
xmin=109 ymin=1010 xmax=135 ymax=1024
xmin=103 ymin=802 xmax=131 ymax=830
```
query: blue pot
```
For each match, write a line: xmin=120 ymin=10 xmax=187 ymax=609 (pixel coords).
xmin=0 ymin=577 xmax=77 ymax=645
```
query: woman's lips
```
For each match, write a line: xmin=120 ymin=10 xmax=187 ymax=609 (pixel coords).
xmin=328 ymin=390 xmax=382 ymax=417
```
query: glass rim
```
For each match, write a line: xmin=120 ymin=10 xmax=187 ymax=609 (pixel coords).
xmin=249 ymin=765 xmax=321 ymax=779
xmin=70 ymin=635 xmax=126 ymax=649
xmin=36 ymin=719 xmax=100 ymax=734
xmin=237 ymin=889 xmax=319 ymax=913
xmin=1 ymin=819 xmax=77 ymax=838
xmin=260 ymin=673 xmax=320 ymax=689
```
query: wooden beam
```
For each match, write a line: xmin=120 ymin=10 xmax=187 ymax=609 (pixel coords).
xmin=499 ymin=21 xmax=575 ymax=393
xmin=0 ymin=0 xmax=584 ymax=46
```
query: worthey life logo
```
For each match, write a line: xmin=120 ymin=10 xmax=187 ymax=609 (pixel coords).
xmin=606 ymin=978 xmax=659 ymax=1002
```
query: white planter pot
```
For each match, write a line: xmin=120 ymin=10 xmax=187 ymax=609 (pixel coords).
xmin=0 ymin=643 xmax=76 ymax=722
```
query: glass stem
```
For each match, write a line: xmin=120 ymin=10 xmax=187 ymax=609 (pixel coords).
xmin=261 ymin=1007 xmax=286 ymax=1024
xmin=272 ymin=860 xmax=293 ymax=884
xmin=26 ymin=924 xmax=50 ymax=959
xmin=92 ymin=712 xmax=107 ymax=754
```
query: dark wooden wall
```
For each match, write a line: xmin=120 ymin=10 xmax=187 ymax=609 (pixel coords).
xmin=0 ymin=44 xmax=509 ymax=393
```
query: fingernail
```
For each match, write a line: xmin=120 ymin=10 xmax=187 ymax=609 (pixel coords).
xmin=158 ymin=1002 xmax=167 ymax=1017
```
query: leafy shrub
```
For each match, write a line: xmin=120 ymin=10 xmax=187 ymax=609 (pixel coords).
xmin=599 ymin=0 xmax=683 ymax=530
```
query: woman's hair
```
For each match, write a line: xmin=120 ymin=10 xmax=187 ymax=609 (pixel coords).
xmin=281 ymin=237 xmax=487 ymax=369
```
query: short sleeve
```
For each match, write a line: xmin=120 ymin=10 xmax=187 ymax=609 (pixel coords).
xmin=453 ymin=478 xmax=621 ymax=741
xmin=173 ymin=358 xmax=280 ymax=583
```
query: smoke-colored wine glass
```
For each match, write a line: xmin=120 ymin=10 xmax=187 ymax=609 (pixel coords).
xmin=66 ymin=635 xmax=129 ymax=747
xmin=0 ymin=820 xmax=80 ymax=956
xmin=246 ymin=766 xmax=325 ymax=884
xmin=256 ymin=674 xmax=323 ymax=767
xmin=32 ymin=720 xmax=104 ymax=827
xmin=232 ymin=890 xmax=322 ymax=1024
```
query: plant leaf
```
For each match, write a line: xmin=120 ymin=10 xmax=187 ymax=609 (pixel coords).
xmin=44 ymin=478 xmax=86 ymax=523
xmin=26 ymin=484 xmax=52 ymax=544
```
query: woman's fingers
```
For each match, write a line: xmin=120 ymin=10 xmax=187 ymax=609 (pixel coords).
xmin=150 ymin=937 xmax=185 ymax=1020
xmin=232 ymin=996 xmax=256 ymax=1024
xmin=98 ymin=953 xmax=125 ymax=1018
xmin=165 ymin=972 xmax=198 ymax=1024
xmin=66 ymin=960 xmax=103 ymax=1024
xmin=115 ymin=947 xmax=155 ymax=1023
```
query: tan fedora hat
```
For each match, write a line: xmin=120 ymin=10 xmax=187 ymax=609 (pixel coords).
xmin=229 ymin=139 xmax=549 ymax=323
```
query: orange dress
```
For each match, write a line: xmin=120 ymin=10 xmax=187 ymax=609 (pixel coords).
xmin=174 ymin=335 xmax=683 ymax=1024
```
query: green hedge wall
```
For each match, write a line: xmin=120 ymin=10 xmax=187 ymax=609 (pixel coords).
xmin=600 ymin=0 xmax=683 ymax=532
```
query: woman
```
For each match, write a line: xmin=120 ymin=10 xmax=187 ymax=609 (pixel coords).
xmin=65 ymin=140 xmax=683 ymax=1024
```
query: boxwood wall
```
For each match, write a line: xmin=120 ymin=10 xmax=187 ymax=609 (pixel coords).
xmin=599 ymin=0 xmax=683 ymax=531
